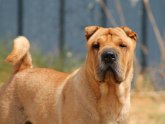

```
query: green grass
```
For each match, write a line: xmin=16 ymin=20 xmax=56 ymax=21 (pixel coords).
xmin=30 ymin=45 xmax=85 ymax=72
xmin=0 ymin=40 xmax=12 ymax=84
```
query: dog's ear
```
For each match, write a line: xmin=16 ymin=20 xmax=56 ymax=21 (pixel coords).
xmin=121 ymin=26 xmax=137 ymax=41
xmin=85 ymin=26 xmax=100 ymax=41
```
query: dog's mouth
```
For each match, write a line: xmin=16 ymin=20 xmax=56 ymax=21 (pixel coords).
xmin=96 ymin=63 xmax=125 ymax=83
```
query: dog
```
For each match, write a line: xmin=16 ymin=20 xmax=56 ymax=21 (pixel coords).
xmin=0 ymin=26 xmax=136 ymax=124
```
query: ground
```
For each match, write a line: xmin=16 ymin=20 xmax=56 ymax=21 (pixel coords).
xmin=129 ymin=91 xmax=165 ymax=124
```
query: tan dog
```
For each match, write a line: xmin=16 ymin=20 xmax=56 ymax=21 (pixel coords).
xmin=0 ymin=26 xmax=136 ymax=124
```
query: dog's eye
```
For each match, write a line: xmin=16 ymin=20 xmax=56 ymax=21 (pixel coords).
xmin=119 ymin=43 xmax=127 ymax=48
xmin=92 ymin=43 xmax=100 ymax=49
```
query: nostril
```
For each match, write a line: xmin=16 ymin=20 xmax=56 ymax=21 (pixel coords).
xmin=103 ymin=54 xmax=109 ymax=60
xmin=109 ymin=52 xmax=116 ymax=60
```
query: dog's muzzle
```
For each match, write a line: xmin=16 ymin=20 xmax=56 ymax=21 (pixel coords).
xmin=97 ymin=49 xmax=124 ymax=83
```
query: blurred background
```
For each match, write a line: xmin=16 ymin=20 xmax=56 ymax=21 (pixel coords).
xmin=0 ymin=0 xmax=165 ymax=123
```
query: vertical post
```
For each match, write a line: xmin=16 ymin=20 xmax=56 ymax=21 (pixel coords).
xmin=141 ymin=0 xmax=148 ymax=72
xmin=58 ymin=0 xmax=65 ymax=69
xmin=17 ymin=0 xmax=23 ymax=35
xmin=100 ymin=0 xmax=107 ymax=27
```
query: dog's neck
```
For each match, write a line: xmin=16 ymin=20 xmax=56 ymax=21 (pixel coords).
xmin=82 ymin=57 xmax=133 ymax=104
xmin=80 ymin=64 xmax=101 ymax=99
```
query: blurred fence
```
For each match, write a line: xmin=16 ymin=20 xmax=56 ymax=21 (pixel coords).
xmin=0 ymin=0 xmax=165 ymax=90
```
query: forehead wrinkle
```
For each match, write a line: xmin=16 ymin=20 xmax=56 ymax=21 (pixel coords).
xmin=88 ymin=28 xmax=109 ymax=45
xmin=109 ymin=28 xmax=133 ymax=44
xmin=107 ymin=34 xmax=112 ymax=43
xmin=111 ymin=33 xmax=132 ymax=46
xmin=109 ymin=27 xmax=126 ymax=38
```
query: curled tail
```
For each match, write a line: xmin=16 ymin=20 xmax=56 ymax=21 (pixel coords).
xmin=6 ymin=36 xmax=33 ymax=74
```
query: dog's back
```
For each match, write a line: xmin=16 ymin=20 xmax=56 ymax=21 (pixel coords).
xmin=0 ymin=37 xmax=68 ymax=124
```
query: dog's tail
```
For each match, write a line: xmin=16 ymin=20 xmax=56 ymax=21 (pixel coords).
xmin=6 ymin=36 xmax=33 ymax=74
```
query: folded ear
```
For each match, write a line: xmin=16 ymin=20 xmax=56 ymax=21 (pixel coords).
xmin=121 ymin=26 xmax=137 ymax=41
xmin=85 ymin=26 xmax=100 ymax=41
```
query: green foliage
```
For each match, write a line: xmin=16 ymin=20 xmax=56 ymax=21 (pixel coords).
xmin=30 ymin=45 xmax=84 ymax=72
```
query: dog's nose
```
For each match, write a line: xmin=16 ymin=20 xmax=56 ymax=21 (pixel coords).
xmin=102 ymin=51 xmax=117 ymax=63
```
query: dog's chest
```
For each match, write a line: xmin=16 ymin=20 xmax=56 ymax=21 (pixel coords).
xmin=97 ymin=84 xmax=127 ymax=124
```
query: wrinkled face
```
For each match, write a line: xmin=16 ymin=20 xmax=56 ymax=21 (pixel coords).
xmin=85 ymin=26 xmax=137 ymax=83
